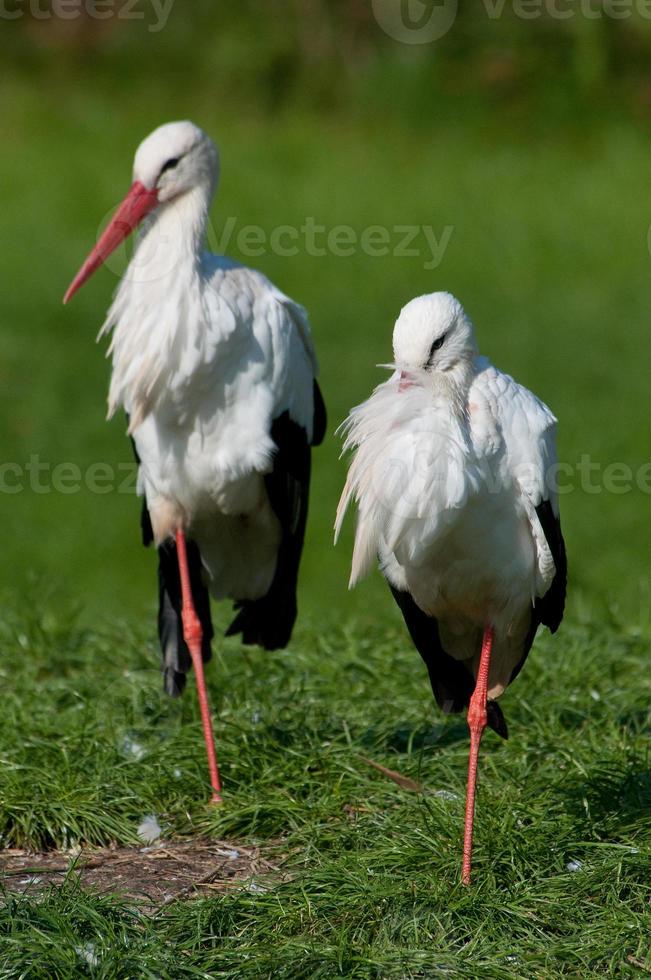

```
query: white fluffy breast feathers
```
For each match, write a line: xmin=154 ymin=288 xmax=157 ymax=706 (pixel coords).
xmin=335 ymin=378 xmax=480 ymax=585
xmin=104 ymin=261 xmax=317 ymax=438
xmin=336 ymin=354 xmax=560 ymax=589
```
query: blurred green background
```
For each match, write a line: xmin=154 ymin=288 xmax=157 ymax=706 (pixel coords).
xmin=1 ymin=1 xmax=650 ymax=628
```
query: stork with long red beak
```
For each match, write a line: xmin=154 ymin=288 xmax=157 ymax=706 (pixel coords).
xmin=336 ymin=292 xmax=566 ymax=884
xmin=64 ymin=121 xmax=326 ymax=802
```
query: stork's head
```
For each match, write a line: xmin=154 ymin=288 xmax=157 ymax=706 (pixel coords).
xmin=392 ymin=292 xmax=477 ymax=386
xmin=63 ymin=120 xmax=219 ymax=304
xmin=133 ymin=120 xmax=219 ymax=204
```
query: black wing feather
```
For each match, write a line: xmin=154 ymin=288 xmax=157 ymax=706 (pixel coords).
xmin=508 ymin=499 xmax=567 ymax=685
xmin=226 ymin=410 xmax=312 ymax=649
xmin=226 ymin=379 xmax=326 ymax=648
xmin=389 ymin=585 xmax=508 ymax=738
xmin=532 ymin=500 xmax=567 ymax=633
xmin=129 ymin=435 xmax=154 ymax=547
xmin=312 ymin=379 xmax=327 ymax=447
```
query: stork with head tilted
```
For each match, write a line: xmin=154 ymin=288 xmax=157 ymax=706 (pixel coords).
xmin=64 ymin=121 xmax=326 ymax=802
xmin=336 ymin=292 xmax=566 ymax=884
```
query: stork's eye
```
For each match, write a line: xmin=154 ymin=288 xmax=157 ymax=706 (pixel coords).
xmin=426 ymin=333 xmax=446 ymax=366
xmin=160 ymin=156 xmax=181 ymax=176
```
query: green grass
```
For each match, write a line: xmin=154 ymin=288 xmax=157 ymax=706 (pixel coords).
xmin=2 ymin=22 xmax=651 ymax=976
xmin=1 ymin=605 xmax=650 ymax=977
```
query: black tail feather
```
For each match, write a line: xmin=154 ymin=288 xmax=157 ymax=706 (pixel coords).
xmin=487 ymin=700 xmax=508 ymax=740
xmin=226 ymin=589 xmax=297 ymax=651
xmin=226 ymin=410 xmax=309 ymax=652
xmin=312 ymin=379 xmax=327 ymax=447
xmin=157 ymin=538 xmax=213 ymax=697
xmin=508 ymin=500 xmax=568 ymax=687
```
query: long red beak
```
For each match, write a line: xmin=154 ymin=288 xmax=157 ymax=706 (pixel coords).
xmin=63 ymin=181 xmax=159 ymax=304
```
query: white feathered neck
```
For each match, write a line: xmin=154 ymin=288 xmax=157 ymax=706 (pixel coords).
xmin=99 ymin=183 xmax=215 ymax=431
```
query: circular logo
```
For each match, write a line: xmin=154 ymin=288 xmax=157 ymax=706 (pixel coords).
xmin=97 ymin=201 xmax=184 ymax=288
xmin=371 ymin=0 xmax=458 ymax=45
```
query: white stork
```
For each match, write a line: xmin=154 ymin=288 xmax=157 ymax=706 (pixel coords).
xmin=64 ymin=120 xmax=326 ymax=802
xmin=336 ymin=292 xmax=566 ymax=884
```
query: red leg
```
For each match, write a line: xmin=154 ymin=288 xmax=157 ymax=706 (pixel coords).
xmin=461 ymin=624 xmax=494 ymax=886
xmin=175 ymin=529 xmax=222 ymax=804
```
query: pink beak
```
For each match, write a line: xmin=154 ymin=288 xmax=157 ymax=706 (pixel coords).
xmin=63 ymin=181 xmax=159 ymax=304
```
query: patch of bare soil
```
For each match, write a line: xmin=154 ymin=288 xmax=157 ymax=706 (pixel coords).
xmin=0 ymin=840 xmax=280 ymax=909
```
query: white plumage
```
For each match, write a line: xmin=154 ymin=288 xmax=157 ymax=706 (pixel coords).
xmin=65 ymin=120 xmax=325 ymax=717
xmin=97 ymin=122 xmax=319 ymax=600
xmin=336 ymin=291 xmax=564 ymax=701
